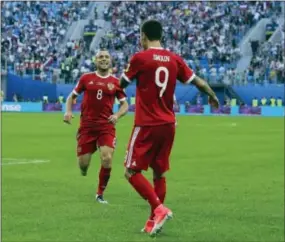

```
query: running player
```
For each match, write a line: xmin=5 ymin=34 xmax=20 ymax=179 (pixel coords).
xmin=64 ymin=50 xmax=129 ymax=204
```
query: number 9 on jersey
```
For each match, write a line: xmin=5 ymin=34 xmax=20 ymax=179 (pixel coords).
xmin=155 ymin=67 xmax=169 ymax=98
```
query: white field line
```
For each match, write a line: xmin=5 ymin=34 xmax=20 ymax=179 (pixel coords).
xmin=1 ymin=158 xmax=50 ymax=166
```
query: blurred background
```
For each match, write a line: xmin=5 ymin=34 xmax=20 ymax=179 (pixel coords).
xmin=1 ymin=1 xmax=284 ymax=110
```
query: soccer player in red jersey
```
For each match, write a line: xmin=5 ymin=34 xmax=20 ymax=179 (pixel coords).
xmin=64 ymin=50 xmax=129 ymax=204
xmin=120 ymin=20 xmax=219 ymax=236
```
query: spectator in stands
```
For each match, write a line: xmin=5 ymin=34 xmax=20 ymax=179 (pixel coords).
xmin=58 ymin=93 xmax=64 ymax=104
xmin=13 ymin=93 xmax=18 ymax=102
xmin=250 ymin=39 xmax=259 ymax=55
xmin=252 ymin=97 xmax=258 ymax=107
xmin=230 ymin=98 xmax=237 ymax=106
xmin=225 ymin=97 xmax=231 ymax=106
xmin=196 ymin=93 xmax=202 ymax=105
xmin=277 ymin=97 xmax=283 ymax=107
xmin=209 ymin=65 xmax=218 ymax=83
xmin=245 ymin=21 xmax=284 ymax=84
xmin=40 ymin=71 xmax=47 ymax=82
xmin=270 ymin=96 xmax=276 ymax=106
xmin=219 ymin=65 xmax=226 ymax=80
xmin=265 ymin=18 xmax=279 ymax=40
xmin=130 ymin=94 xmax=136 ymax=106
xmin=43 ymin=94 xmax=48 ymax=104
xmin=94 ymin=6 xmax=98 ymax=19
xmin=185 ymin=101 xmax=191 ymax=112
xmin=52 ymin=69 xmax=60 ymax=83
xmin=261 ymin=97 xmax=267 ymax=106
xmin=72 ymin=68 xmax=80 ymax=83
xmin=0 ymin=89 xmax=4 ymax=102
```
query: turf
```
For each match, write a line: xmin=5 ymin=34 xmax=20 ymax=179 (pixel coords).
xmin=1 ymin=113 xmax=284 ymax=242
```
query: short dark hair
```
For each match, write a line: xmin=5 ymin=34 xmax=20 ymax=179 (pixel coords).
xmin=141 ymin=19 xmax=163 ymax=41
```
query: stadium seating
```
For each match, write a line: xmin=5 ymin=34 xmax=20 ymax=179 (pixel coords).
xmin=2 ymin=1 xmax=283 ymax=85
xmin=1 ymin=1 xmax=283 ymax=104
xmin=99 ymin=1 xmax=282 ymax=82
xmin=1 ymin=1 xmax=90 ymax=81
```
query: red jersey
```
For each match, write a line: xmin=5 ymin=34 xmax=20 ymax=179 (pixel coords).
xmin=73 ymin=72 xmax=126 ymax=129
xmin=122 ymin=47 xmax=195 ymax=126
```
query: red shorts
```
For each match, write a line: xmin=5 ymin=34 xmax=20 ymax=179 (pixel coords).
xmin=124 ymin=124 xmax=175 ymax=174
xmin=76 ymin=127 xmax=116 ymax=156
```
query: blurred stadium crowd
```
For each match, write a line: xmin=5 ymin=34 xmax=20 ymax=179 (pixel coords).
xmin=1 ymin=1 xmax=90 ymax=81
xmin=1 ymin=1 xmax=284 ymax=85
xmin=100 ymin=1 xmax=283 ymax=84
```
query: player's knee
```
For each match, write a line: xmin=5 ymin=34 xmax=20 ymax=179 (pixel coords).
xmin=78 ymin=154 xmax=91 ymax=167
xmin=101 ymin=152 xmax=112 ymax=168
xmin=124 ymin=168 xmax=138 ymax=179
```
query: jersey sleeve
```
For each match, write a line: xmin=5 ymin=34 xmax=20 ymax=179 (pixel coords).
xmin=116 ymin=87 xmax=127 ymax=102
xmin=121 ymin=54 xmax=140 ymax=83
xmin=73 ymin=74 xmax=86 ymax=95
xmin=176 ymin=56 xmax=196 ymax=84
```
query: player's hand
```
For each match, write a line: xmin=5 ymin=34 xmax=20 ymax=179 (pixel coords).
xmin=108 ymin=114 xmax=119 ymax=125
xmin=209 ymin=96 xmax=219 ymax=109
xmin=64 ymin=112 xmax=74 ymax=124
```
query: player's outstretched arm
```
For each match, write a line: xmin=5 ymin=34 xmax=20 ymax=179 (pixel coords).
xmin=191 ymin=76 xmax=219 ymax=108
xmin=108 ymin=100 xmax=129 ymax=125
xmin=63 ymin=93 xmax=77 ymax=124
xmin=120 ymin=54 xmax=140 ymax=89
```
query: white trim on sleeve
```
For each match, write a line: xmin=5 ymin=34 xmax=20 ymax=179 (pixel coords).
xmin=119 ymin=97 xmax=126 ymax=102
xmin=185 ymin=74 xmax=196 ymax=84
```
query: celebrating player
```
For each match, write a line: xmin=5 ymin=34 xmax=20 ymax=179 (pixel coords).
xmin=64 ymin=50 xmax=129 ymax=204
xmin=120 ymin=20 xmax=219 ymax=236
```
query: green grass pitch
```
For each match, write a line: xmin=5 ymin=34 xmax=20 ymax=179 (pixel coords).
xmin=1 ymin=113 xmax=284 ymax=242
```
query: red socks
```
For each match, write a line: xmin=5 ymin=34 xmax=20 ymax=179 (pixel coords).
xmin=154 ymin=177 xmax=166 ymax=203
xmin=128 ymin=173 xmax=161 ymax=210
xmin=150 ymin=177 xmax=166 ymax=219
xmin=97 ymin=166 xmax=111 ymax=195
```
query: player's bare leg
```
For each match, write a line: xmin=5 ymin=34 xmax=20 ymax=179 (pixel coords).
xmin=78 ymin=153 xmax=92 ymax=176
xmin=95 ymin=146 xmax=114 ymax=204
